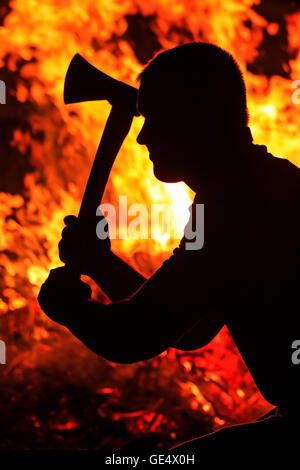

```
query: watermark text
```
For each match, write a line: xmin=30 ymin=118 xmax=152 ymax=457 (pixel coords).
xmin=96 ymin=196 xmax=204 ymax=251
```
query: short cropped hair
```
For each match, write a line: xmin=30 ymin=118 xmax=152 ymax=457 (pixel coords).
xmin=137 ymin=42 xmax=249 ymax=128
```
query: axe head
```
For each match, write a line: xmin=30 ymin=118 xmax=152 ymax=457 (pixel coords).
xmin=64 ymin=53 xmax=139 ymax=115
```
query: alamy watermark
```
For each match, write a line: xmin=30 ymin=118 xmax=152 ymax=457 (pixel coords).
xmin=291 ymin=80 xmax=300 ymax=104
xmin=0 ymin=80 xmax=6 ymax=104
xmin=0 ymin=340 xmax=6 ymax=364
xmin=291 ymin=340 xmax=300 ymax=365
xmin=96 ymin=196 xmax=204 ymax=251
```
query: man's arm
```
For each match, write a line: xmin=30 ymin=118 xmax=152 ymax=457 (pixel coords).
xmin=87 ymin=250 xmax=147 ymax=301
xmin=59 ymin=215 xmax=146 ymax=302
xmin=171 ymin=309 xmax=224 ymax=351
xmin=38 ymin=268 xmax=175 ymax=363
xmin=38 ymin=245 xmax=225 ymax=363
xmin=64 ymin=300 xmax=224 ymax=363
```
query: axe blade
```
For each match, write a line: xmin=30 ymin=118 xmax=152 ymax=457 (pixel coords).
xmin=64 ymin=53 xmax=139 ymax=115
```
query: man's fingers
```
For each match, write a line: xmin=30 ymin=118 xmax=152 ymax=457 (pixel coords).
xmin=38 ymin=269 xmax=92 ymax=323
xmin=64 ymin=215 xmax=78 ymax=226
xmin=61 ymin=224 xmax=78 ymax=240
xmin=41 ymin=268 xmax=92 ymax=298
xmin=58 ymin=239 xmax=68 ymax=264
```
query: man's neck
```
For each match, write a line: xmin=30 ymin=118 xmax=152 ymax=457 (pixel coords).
xmin=187 ymin=130 xmax=255 ymax=202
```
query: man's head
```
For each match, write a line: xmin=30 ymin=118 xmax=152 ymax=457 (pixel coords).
xmin=136 ymin=42 xmax=249 ymax=186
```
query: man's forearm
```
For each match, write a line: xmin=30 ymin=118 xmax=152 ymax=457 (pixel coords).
xmin=88 ymin=251 xmax=147 ymax=301
xmin=62 ymin=299 xmax=164 ymax=364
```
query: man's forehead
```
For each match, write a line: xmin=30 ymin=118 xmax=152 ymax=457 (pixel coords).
xmin=137 ymin=87 xmax=154 ymax=116
xmin=137 ymin=81 xmax=166 ymax=116
xmin=137 ymin=99 xmax=172 ymax=121
xmin=137 ymin=80 xmax=190 ymax=119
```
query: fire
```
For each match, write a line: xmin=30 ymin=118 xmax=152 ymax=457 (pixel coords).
xmin=0 ymin=0 xmax=298 ymax=450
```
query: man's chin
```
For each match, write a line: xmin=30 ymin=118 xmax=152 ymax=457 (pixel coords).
xmin=153 ymin=166 xmax=182 ymax=183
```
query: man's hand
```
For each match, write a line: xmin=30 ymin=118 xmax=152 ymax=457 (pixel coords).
xmin=38 ymin=267 xmax=92 ymax=325
xmin=59 ymin=211 xmax=111 ymax=276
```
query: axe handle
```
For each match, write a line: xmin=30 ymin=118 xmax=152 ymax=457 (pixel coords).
xmin=65 ymin=104 xmax=135 ymax=276
xmin=79 ymin=104 xmax=134 ymax=221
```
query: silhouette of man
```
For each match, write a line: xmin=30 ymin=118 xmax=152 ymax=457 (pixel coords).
xmin=38 ymin=42 xmax=300 ymax=456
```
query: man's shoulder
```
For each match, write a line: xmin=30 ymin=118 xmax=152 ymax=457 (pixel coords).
xmin=267 ymin=153 xmax=299 ymax=176
xmin=260 ymin=148 xmax=299 ymax=178
xmin=252 ymin=146 xmax=300 ymax=200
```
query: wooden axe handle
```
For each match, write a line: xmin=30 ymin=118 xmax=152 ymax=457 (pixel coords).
xmin=78 ymin=104 xmax=135 ymax=222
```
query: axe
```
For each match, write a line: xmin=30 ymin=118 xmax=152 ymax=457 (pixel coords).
xmin=63 ymin=53 xmax=139 ymax=275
